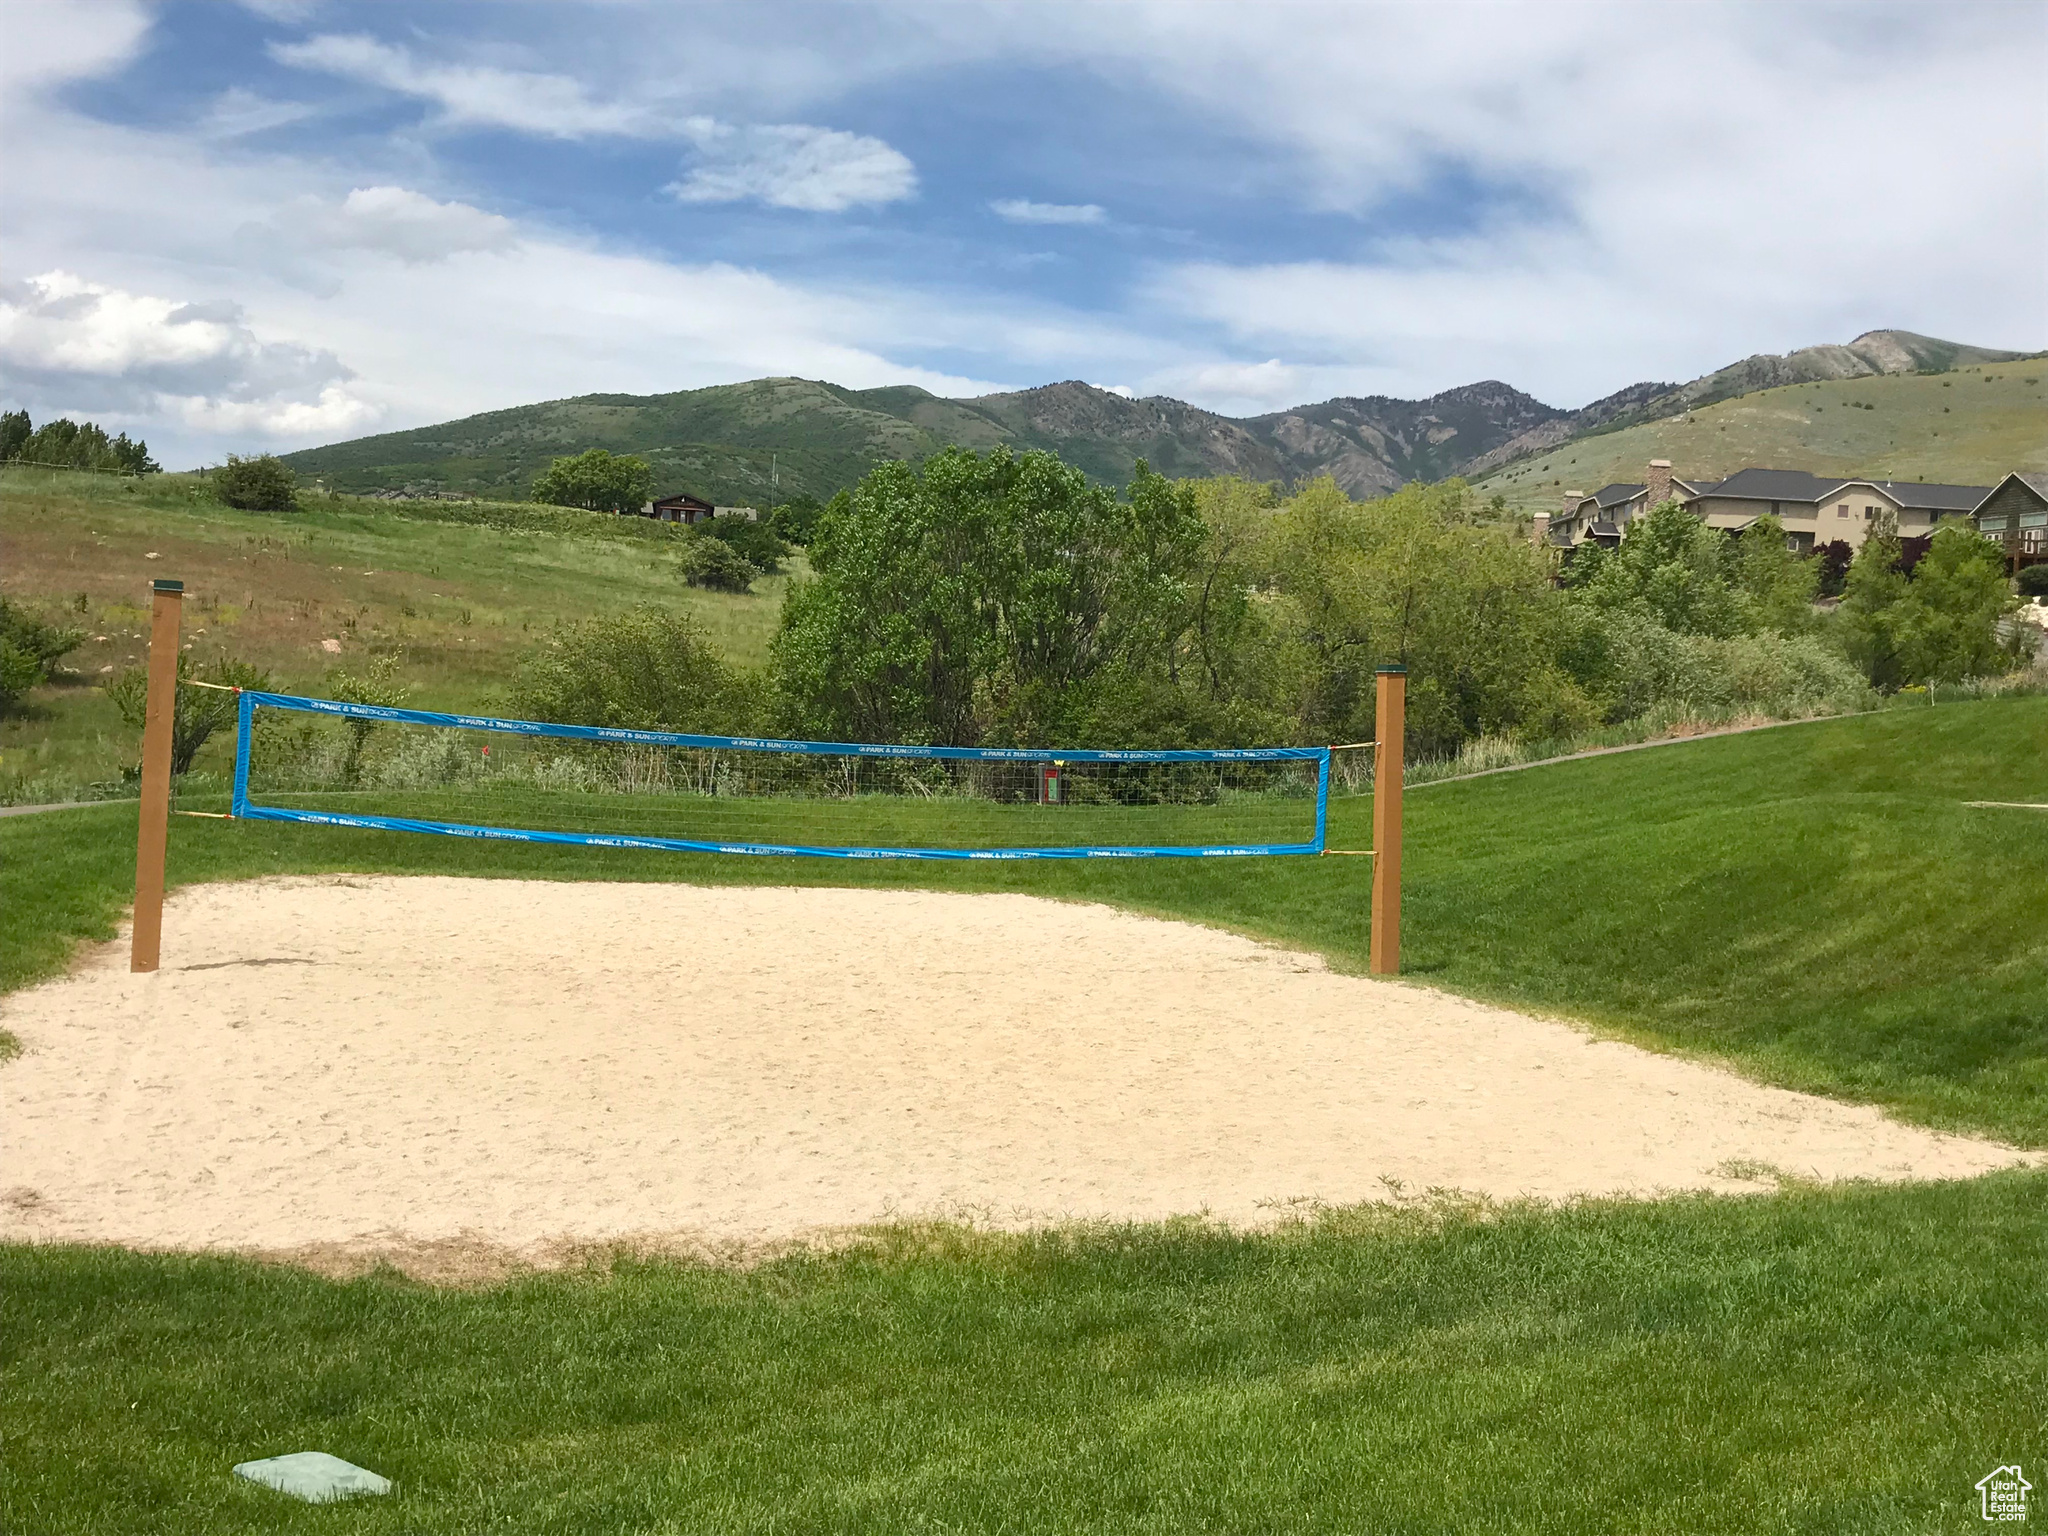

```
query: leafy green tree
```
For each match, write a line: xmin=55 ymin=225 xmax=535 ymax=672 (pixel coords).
xmin=1731 ymin=514 xmax=1819 ymax=635
xmin=8 ymin=415 xmax=157 ymax=473
xmin=213 ymin=453 xmax=298 ymax=510
xmin=1260 ymin=478 xmax=1589 ymax=755
xmin=509 ymin=608 xmax=760 ymax=733
xmin=530 ymin=449 xmax=655 ymax=515
xmin=0 ymin=598 xmax=84 ymax=715
xmin=1579 ymin=500 xmax=1746 ymax=637
xmin=104 ymin=654 xmax=271 ymax=774
xmin=1838 ymin=513 xmax=1913 ymax=690
xmin=768 ymin=494 xmax=825 ymax=545
xmin=773 ymin=448 xmax=1207 ymax=747
xmin=1891 ymin=525 xmax=2030 ymax=683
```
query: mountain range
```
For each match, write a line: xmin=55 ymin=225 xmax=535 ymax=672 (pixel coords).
xmin=281 ymin=330 xmax=2038 ymax=507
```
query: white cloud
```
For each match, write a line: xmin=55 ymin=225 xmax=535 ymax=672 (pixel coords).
xmin=276 ymin=187 xmax=520 ymax=265
xmin=197 ymin=87 xmax=319 ymax=140
xmin=991 ymin=199 xmax=1106 ymax=227
xmin=271 ymin=32 xmax=669 ymax=138
xmin=668 ymin=119 xmax=916 ymax=212
xmin=0 ymin=271 xmax=376 ymax=439
xmin=1089 ymin=382 xmax=1136 ymax=398
xmin=0 ymin=0 xmax=147 ymax=94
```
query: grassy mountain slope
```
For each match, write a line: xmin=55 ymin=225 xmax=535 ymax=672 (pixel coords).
xmin=278 ymin=331 xmax=2040 ymax=506
xmin=1468 ymin=330 xmax=2040 ymax=476
xmin=1474 ymin=360 xmax=2048 ymax=517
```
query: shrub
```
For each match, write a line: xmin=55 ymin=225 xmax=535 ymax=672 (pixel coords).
xmin=213 ymin=454 xmax=298 ymax=511
xmin=2016 ymin=565 xmax=2048 ymax=599
xmin=104 ymin=654 xmax=271 ymax=774
xmin=508 ymin=607 xmax=762 ymax=733
xmin=697 ymin=514 xmax=788 ymax=574
xmin=680 ymin=535 xmax=760 ymax=593
xmin=0 ymin=599 xmax=84 ymax=715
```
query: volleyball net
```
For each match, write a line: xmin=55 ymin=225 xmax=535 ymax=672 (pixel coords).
xmin=228 ymin=690 xmax=1340 ymax=860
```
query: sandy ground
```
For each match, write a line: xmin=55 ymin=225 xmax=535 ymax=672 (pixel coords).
xmin=1 ymin=876 xmax=2029 ymax=1275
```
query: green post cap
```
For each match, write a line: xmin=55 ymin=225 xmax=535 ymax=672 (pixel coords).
xmin=1376 ymin=664 xmax=1407 ymax=674
xmin=152 ymin=579 xmax=184 ymax=593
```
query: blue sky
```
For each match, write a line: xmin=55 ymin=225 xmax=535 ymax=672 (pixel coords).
xmin=3 ymin=0 xmax=2044 ymax=468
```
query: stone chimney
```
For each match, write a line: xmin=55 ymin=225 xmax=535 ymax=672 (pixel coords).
xmin=1532 ymin=511 xmax=1551 ymax=546
xmin=1645 ymin=459 xmax=1674 ymax=507
xmin=1563 ymin=489 xmax=1585 ymax=513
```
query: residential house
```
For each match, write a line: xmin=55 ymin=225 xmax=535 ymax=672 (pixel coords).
xmin=1972 ymin=472 xmax=2048 ymax=572
xmin=1540 ymin=460 xmax=1993 ymax=557
xmin=1687 ymin=468 xmax=1990 ymax=553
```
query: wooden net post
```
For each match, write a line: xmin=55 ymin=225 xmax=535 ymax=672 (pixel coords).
xmin=1370 ymin=666 xmax=1405 ymax=976
xmin=131 ymin=578 xmax=183 ymax=973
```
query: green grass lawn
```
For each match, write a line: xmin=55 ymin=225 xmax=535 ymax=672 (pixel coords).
xmin=5 ymin=1175 xmax=2044 ymax=1534
xmin=4 ymin=696 xmax=2046 ymax=1532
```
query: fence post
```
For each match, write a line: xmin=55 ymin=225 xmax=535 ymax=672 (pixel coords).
xmin=131 ymin=578 xmax=183 ymax=973
xmin=1370 ymin=666 xmax=1405 ymax=976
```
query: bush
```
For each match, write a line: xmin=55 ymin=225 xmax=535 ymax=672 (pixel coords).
xmin=104 ymin=654 xmax=271 ymax=774
xmin=508 ymin=608 xmax=762 ymax=733
xmin=697 ymin=514 xmax=788 ymax=574
xmin=680 ymin=535 xmax=761 ymax=593
xmin=213 ymin=454 xmax=298 ymax=511
xmin=768 ymin=494 xmax=825 ymax=546
xmin=2017 ymin=565 xmax=2048 ymax=599
xmin=0 ymin=599 xmax=84 ymax=714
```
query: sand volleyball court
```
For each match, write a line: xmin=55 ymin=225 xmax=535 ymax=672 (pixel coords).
xmin=0 ymin=876 xmax=2027 ymax=1272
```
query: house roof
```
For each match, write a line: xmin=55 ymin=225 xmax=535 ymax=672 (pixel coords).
xmin=1699 ymin=466 xmax=1991 ymax=512
xmin=1589 ymin=483 xmax=1645 ymax=508
xmin=652 ymin=492 xmax=713 ymax=508
xmin=1974 ymin=471 xmax=2048 ymax=513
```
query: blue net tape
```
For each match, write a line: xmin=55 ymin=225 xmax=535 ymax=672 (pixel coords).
xmin=231 ymin=691 xmax=1332 ymax=860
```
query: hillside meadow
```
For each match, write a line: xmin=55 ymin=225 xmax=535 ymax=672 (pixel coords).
xmin=0 ymin=467 xmax=793 ymax=802
xmin=1477 ymin=362 xmax=2047 ymax=518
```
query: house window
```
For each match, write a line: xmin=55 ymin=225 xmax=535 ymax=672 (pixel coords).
xmin=1838 ymin=504 xmax=1850 ymax=517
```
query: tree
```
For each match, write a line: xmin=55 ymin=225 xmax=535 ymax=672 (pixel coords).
xmin=213 ymin=453 xmax=298 ymax=510
xmin=1838 ymin=512 xmax=1912 ymax=690
xmin=105 ymin=654 xmax=271 ymax=774
xmin=696 ymin=514 xmax=788 ymax=574
xmin=768 ymin=494 xmax=825 ymax=546
xmin=4 ymin=413 xmax=158 ymax=473
xmin=1578 ymin=500 xmax=1746 ymax=637
xmin=1731 ymin=514 xmax=1819 ymax=635
xmin=322 ymin=655 xmax=413 ymax=785
xmin=1891 ymin=525 xmax=2030 ymax=683
xmin=771 ymin=448 xmax=1208 ymax=747
xmin=530 ymin=449 xmax=655 ymax=515
xmin=0 ymin=598 xmax=84 ymax=715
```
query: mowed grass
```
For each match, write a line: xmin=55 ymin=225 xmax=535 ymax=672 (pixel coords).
xmin=5 ymin=1175 xmax=2046 ymax=1535
xmin=1477 ymin=362 xmax=2048 ymax=518
xmin=0 ymin=467 xmax=792 ymax=801
xmin=5 ymin=696 xmax=2047 ymax=1533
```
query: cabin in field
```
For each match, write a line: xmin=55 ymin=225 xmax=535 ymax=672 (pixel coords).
xmin=635 ymin=494 xmax=763 ymax=526
xmin=640 ymin=493 xmax=714 ymax=524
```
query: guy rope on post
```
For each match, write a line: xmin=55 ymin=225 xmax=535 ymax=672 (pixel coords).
xmin=1370 ymin=665 xmax=1406 ymax=976
xmin=130 ymin=578 xmax=183 ymax=973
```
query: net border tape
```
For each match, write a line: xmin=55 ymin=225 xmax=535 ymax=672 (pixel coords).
xmin=231 ymin=690 xmax=1334 ymax=861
